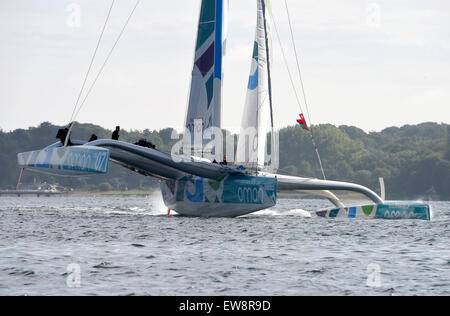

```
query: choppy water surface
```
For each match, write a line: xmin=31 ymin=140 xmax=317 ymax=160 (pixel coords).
xmin=0 ymin=194 xmax=449 ymax=296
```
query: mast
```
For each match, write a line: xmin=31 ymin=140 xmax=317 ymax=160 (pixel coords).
xmin=261 ymin=0 xmax=275 ymax=173
xmin=213 ymin=0 xmax=224 ymax=130
xmin=261 ymin=0 xmax=274 ymax=136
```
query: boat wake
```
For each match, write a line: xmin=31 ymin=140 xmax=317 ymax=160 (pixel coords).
xmin=146 ymin=191 xmax=172 ymax=216
xmin=252 ymin=208 xmax=312 ymax=218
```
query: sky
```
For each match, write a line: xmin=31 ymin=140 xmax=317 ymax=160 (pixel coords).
xmin=0 ymin=0 xmax=449 ymax=133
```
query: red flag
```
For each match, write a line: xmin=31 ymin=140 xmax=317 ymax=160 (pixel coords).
xmin=296 ymin=113 xmax=309 ymax=131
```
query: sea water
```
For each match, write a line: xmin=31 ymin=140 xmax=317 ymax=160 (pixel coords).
xmin=0 ymin=194 xmax=449 ymax=296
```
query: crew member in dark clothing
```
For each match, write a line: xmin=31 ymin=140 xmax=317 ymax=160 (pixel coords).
xmin=56 ymin=128 xmax=72 ymax=146
xmin=112 ymin=126 xmax=120 ymax=140
xmin=89 ymin=134 xmax=98 ymax=142
xmin=220 ymin=155 xmax=228 ymax=166
xmin=134 ymin=139 xmax=155 ymax=149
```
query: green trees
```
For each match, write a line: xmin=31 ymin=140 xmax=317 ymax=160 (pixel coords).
xmin=446 ymin=126 xmax=450 ymax=161
xmin=278 ymin=122 xmax=449 ymax=200
xmin=0 ymin=121 xmax=449 ymax=200
xmin=0 ymin=122 xmax=160 ymax=191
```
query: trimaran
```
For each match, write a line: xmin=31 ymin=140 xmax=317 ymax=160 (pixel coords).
xmin=17 ymin=0 xmax=431 ymax=220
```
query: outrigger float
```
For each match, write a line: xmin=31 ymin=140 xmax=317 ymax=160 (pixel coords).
xmin=18 ymin=0 xmax=431 ymax=220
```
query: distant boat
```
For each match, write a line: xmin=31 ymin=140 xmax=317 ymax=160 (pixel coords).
xmin=17 ymin=0 xmax=431 ymax=220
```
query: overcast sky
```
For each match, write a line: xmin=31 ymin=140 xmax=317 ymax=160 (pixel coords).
xmin=1 ymin=0 xmax=449 ymax=133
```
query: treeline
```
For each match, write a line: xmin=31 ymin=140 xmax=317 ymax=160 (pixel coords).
xmin=0 ymin=122 xmax=175 ymax=192
xmin=0 ymin=121 xmax=449 ymax=200
xmin=280 ymin=123 xmax=450 ymax=200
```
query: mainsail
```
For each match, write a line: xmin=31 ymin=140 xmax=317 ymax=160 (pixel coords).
xmin=184 ymin=0 xmax=228 ymax=155
xmin=236 ymin=0 xmax=275 ymax=171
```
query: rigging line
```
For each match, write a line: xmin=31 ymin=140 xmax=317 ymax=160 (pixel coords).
xmin=283 ymin=0 xmax=312 ymax=126
xmin=312 ymin=135 xmax=326 ymax=179
xmin=271 ymin=12 xmax=305 ymax=115
xmin=73 ymin=0 xmax=141 ymax=122
xmin=282 ymin=0 xmax=327 ymax=180
xmin=69 ymin=0 xmax=116 ymax=123
xmin=274 ymin=13 xmax=326 ymax=180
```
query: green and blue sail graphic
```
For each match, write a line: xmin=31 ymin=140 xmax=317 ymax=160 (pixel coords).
xmin=248 ymin=41 xmax=259 ymax=90
xmin=185 ymin=0 xmax=227 ymax=139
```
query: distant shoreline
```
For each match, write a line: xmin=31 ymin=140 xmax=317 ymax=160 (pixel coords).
xmin=1 ymin=189 xmax=443 ymax=202
xmin=69 ymin=189 xmax=160 ymax=197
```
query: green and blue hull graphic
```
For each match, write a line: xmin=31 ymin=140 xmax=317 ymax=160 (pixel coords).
xmin=161 ymin=174 xmax=277 ymax=217
xmin=17 ymin=145 xmax=110 ymax=175
xmin=316 ymin=202 xmax=431 ymax=220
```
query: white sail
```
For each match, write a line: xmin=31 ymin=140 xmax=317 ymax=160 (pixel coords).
xmin=184 ymin=0 xmax=228 ymax=156
xmin=236 ymin=0 xmax=274 ymax=170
